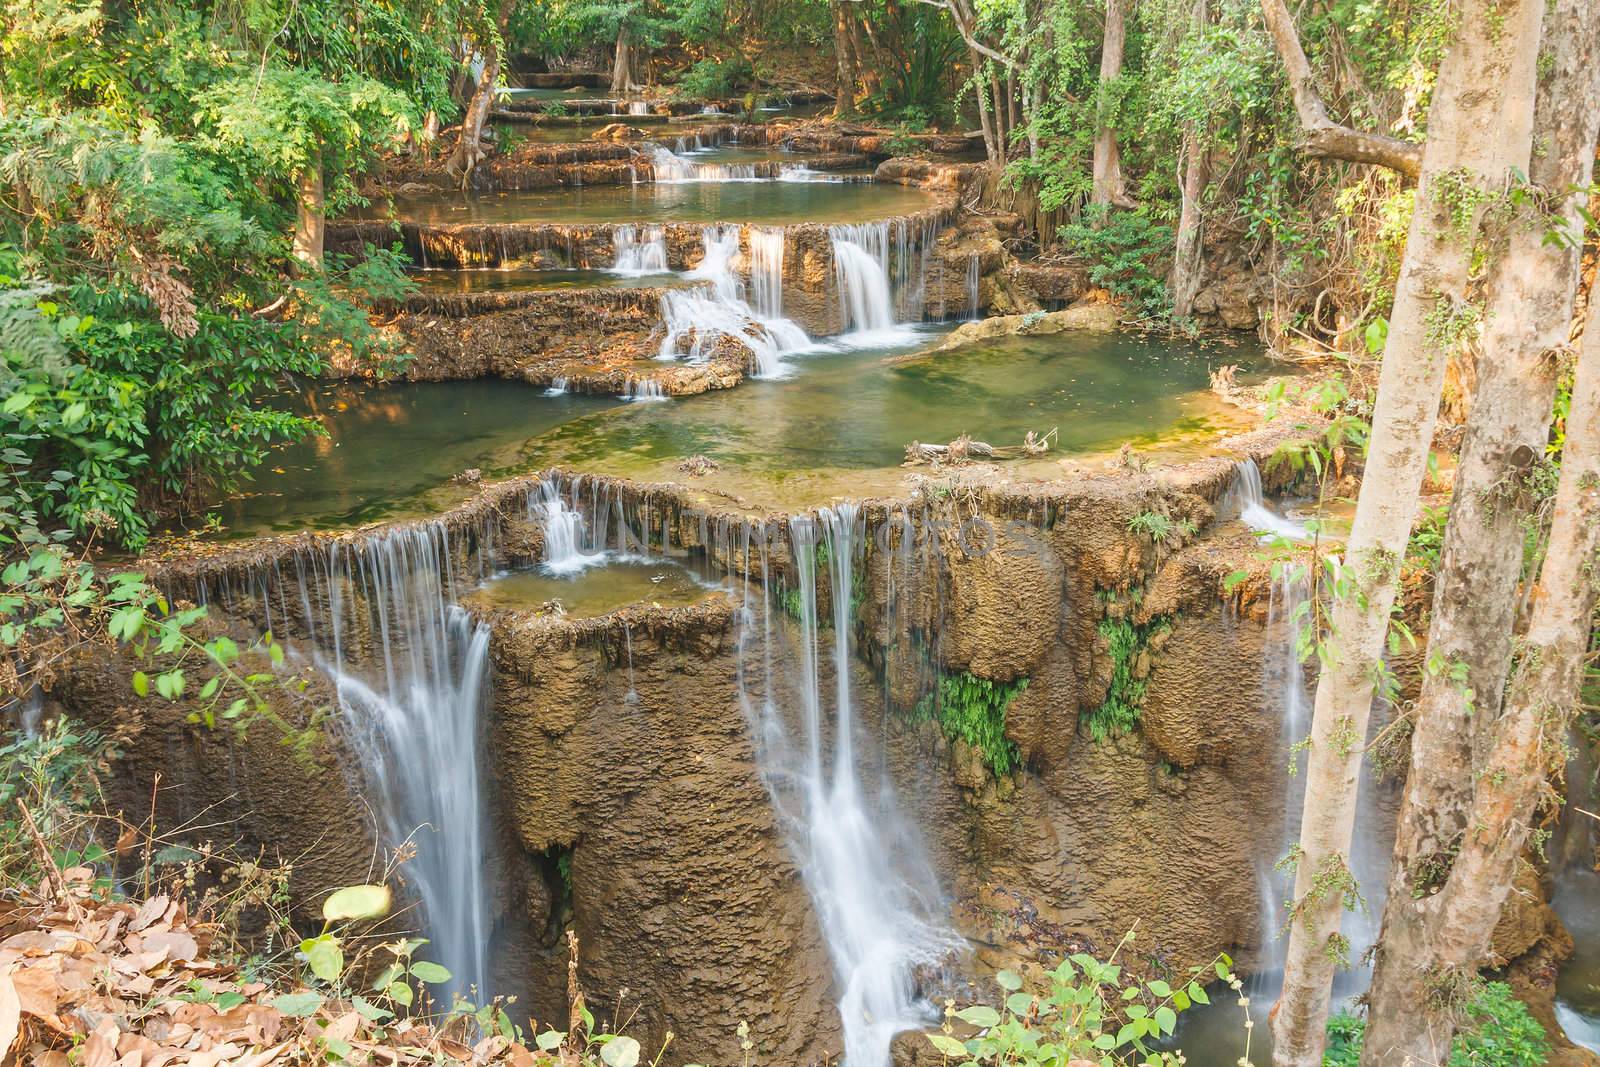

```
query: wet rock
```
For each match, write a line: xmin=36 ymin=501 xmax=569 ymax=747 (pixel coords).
xmin=1009 ymin=262 xmax=1091 ymax=306
xmin=932 ymin=302 xmax=1121 ymax=352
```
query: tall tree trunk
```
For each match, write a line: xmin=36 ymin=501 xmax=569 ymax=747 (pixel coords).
xmin=610 ymin=25 xmax=636 ymax=94
xmin=1266 ymin=2 xmax=1544 ymax=1064
xmin=1359 ymin=4 xmax=1600 ymax=1062
xmin=1170 ymin=127 xmax=1209 ymax=316
xmin=292 ymin=157 xmax=325 ymax=271
xmin=970 ymin=56 xmax=999 ymax=169
xmin=451 ymin=0 xmax=514 ymax=184
xmin=1091 ymin=0 xmax=1132 ymax=207
xmin=832 ymin=0 xmax=858 ymax=116
xmin=1169 ymin=0 xmax=1209 ymax=313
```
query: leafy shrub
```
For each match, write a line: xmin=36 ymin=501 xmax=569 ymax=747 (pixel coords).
xmin=671 ymin=56 xmax=752 ymax=99
xmin=928 ymin=939 xmax=1238 ymax=1065
xmin=915 ymin=670 xmax=1027 ymax=776
xmin=1323 ymin=982 xmax=1549 ymax=1067
xmin=1057 ymin=207 xmax=1176 ymax=322
xmin=1086 ymin=616 xmax=1170 ymax=741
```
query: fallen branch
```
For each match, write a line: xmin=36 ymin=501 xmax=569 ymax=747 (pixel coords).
xmin=903 ymin=429 xmax=1055 ymax=466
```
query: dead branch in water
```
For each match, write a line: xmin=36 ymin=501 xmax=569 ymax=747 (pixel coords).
xmin=903 ymin=428 xmax=1055 ymax=466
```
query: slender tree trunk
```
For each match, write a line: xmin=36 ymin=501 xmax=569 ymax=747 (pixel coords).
xmin=1360 ymin=4 xmax=1600 ymax=1062
xmin=611 ymin=26 xmax=636 ymax=94
xmin=1091 ymin=0 xmax=1132 ymax=207
xmin=1170 ymin=127 xmax=1209 ymax=316
xmin=832 ymin=0 xmax=858 ymax=116
xmin=292 ymin=159 xmax=325 ymax=271
xmin=990 ymin=71 xmax=1008 ymax=157
xmin=1267 ymin=3 xmax=1544 ymax=1065
xmin=451 ymin=0 xmax=514 ymax=184
xmin=970 ymin=57 xmax=999 ymax=169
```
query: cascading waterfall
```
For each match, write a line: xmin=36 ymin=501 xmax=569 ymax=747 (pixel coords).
xmin=612 ymin=225 xmax=669 ymax=275
xmin=827 ymin=221 xmax=929 ymax=345
xmin=531 ymin=479 xmax=610 ymax=574
xmin=965 ymin=253 xmax=980 ymax=320
xmin=627 ymin=100 xmax=650 ymax=116
xmin=736 ymin=508 xmax=958 ymax=1067
xmin=318 ymin=526 xmax=494 ymax=1005
xmin=621 ymin=376 xmax=667 ymax=402
xmin=656 ymin=226 xmax=811 ymax=377
xmin=650 ymin=145 xmax=759 ymax=183
xmin=1255 ymin=571 xmax=1312 ymax=977
xmin=1222 ymin=459 xmax=1307 ymax=540
xmin=749 ymin=227 xmax=786 ymax=318
xmin=545 ymin=376 xmax=569 ymax=397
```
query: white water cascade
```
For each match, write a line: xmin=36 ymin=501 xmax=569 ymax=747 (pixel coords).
xmin=650 ymin=145 xmax=759 ymax=183
xmin=826 ymin=222 xmax=928 ymax=346
xmin=738 ymin=509 xmax=958 ymax=1067
xmin=749 ymin=227 xmax=786 ymax=318
xmin=612 ymin=225 xmax=669 ymax=275
xmin=320 ymin=526 xmax=494 ymax=1005
xmin=1256 ymin=571 xmax=1312 ymax=975
xmin=531 ymin=479 xmax=610 ymax=575
xmin=657 ymin=226 xmax=811 ymax=377
xmin=1222 ymin=459 xmax=1308 ymax=540
xmin=620 ymin=376 xmax=667 ymax=402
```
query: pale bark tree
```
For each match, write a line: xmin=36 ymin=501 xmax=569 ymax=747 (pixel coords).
xmin=291 ymin=155 xmax=325 ymax=270
xmin=1258 ymin=0 xmax=1422 ymax=177
xmin=611 ymin=25 xmax=640 ymax=94
xmin=832 ymin=0 xmax=859 ymax=116
xmin=1360 ymin=2 xmax=1600 ymax=1061
xmin=1266 ymin=1 xmax=1545 ymax=1063
xmin=1090 ymin=0 xmax=1134 ymax=208
xmin=1168 ymin=0 xmax=1208 ymax=315
xmin=450 ymin=0 xmax=516 ymax=184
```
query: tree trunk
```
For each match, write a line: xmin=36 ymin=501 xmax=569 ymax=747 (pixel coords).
xmin=450 ymin=0 xmax=514 ymax=184
xmin=832 ymin=0 xmax=858 ymax=116
xmin=1267 ymin=2 xmax=1544 ymax=1065
xmin=1359 ymin=3 xmax=1600 ymax=1062
xmin=1091 ymin=0 xmax=1131 ymax=207
xmin=1170 ymin=128 xmax=1209 ymax=316
xmin=611 ymin=26 xmax=636 ymax=94
xmin=292 ymin=159 xmax=325 ymax=271
xmin=970 ymin=57 xmax=1000 ymax=169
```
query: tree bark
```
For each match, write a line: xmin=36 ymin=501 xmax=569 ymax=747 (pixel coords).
xmin=1091 ymin=0 xmax=1133 ymax=207
xmin=450 ymin=0 xmax=514 ymax=184
xmin=1259 ymin=0 xmax=1424 ymax=177
xmin=292 ymin=158 xmax=325 ymax=271
xmin=1360 ymin=3 xmax=1600 ymax=1062
xmin=832 ymin=0 xmax=859 ymax=116
xmin=1170 ymin=127 xmax=1209 ymax=316
xmin=610 ymin=25 xmax=637 ymax=94
xmin=1267 ymin=2 xmax=1544 ymax=1064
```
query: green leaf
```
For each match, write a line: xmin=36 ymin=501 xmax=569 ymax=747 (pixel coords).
xmin=352 ymin=996 xmax=392 ymax=1021
xmin=1187 ymin=981 xmax=1209 ymax=1005
xmin=407 ymin=960 xmax=452 ymax=985
xmin=1005 ymin=992 xmax=1033 ymax=1015
xmin=323 ymin=884 xmax=392 ymax=923
xmin=995 ymin=970 xmax=1022 ymax=992
xmin=303 ymin=934 xmax=344 ymax=985
xmin=272 ymin=992 xmax=323 ymax=1017
xmin=1154 ymin=1006 xmax=1177 ymax=1035
xmin=956 ymin=1006 xmax=1001 ymax=1029
xmin=387 ymin=981 xmax=413 ymax=1007
xmin=215 ymin=991 xmax=246 ymax=1011
xmin=131 ymin=670 xmax=149 ymax=697
xmin=600 ymin=1035 xmax=641 ymax=1067
xmin=1146 ymin=980 xmax=1171 ymax=997
xmin=927 ymin=1034 xmax=969 ymax=1058
xmin=536 ymin=1030 xmax=566 ymax=1052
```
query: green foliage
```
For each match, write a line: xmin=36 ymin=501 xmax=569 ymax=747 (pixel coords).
xmin=928 ymin=938 xmax=1237 ymax=1065
xmin=860 ymin=4 xmax=964 ymax=126
xmin=1057 ymin=208 xmax=1175 ymax=321
xmin=916 ymin=671 xmax=1028 ymax=776
xmin=1323 ymin=982 xmax=1549 ymax=1067
xmin=0 ymin=719 xmax=111 ymax=892
xmin=1086 ymin=616 xmax=1169 ymax=741
xmin=672 ymin=55 xmax=753 ymax=99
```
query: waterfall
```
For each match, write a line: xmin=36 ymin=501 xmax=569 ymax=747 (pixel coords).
xmin=749 ymin=227 xmax=785 ymax=318
xmin=627 ymin=100 xmax=649 ymax=116
xmin=737 ymin=508 xmax=958 ymax=1067
xmin=827 ymin=222 xmax=926 ymax=345
xmin=1256 ymin=571 xmax=1312 ymax=975
xmin=320 ymin=525 xmax=493 ymax=1005
xmin=965 ymin=253 xmax=980 ymax=320
xmin=1222 ymin=459 xmax=1307 ymax=540
xmin=544 ymin=376 xmax=569 ymax=397
xmin=656 ymin=226 xmax=811 ymax=378
xmin=620 ymin=376 xmax=667 ymax=402
xmin=612 ymin=225 xmax=668 ymax=275
xmin=649 ymin=145 xmax=759 ymax=182
xmin=531 ymin=479 xmax=610 ymax=575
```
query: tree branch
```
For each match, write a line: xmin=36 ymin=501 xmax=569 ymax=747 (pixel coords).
xmin=1259 ymin=0 xmax=1423 ymax=177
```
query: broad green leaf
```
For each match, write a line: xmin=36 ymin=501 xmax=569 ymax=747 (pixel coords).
xmin=272 ymin=992 xmax=323 ymax=1017
xmin=995 ymin=970 xmax=1022 ymax=992
xmin=536 ymin=1030 xmax=566 ymax=1051
xmin=131 ymin=670 xmax=149 ymax=697
xmin=1005 ymin=993 xmax=1033 ymax=1015
xmin=955 ymin=1006 xmax=1001 ymax=1028
xmin=926 ymin=1034 xmax=969 ymax=1058
xmin=387 ymin=981 xmax=414 ymax=1007
xmin=322 ymin=884 xmax=392 ymax=922
xmin=1154 ymin=1006 xmax=1177 ymax=1035
xmin=352 ymin=996 xmax=391 ymax=1021
xmin=600 ymin=1035 xmax=641 ymax=1067
xmin=407 ymin=960 xmax=452 ymax=984
xmin=303 ymin=935 xmax=344 ymax=984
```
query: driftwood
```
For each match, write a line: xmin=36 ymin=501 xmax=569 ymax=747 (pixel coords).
xmin=903 ymin=429 xmax=1055 ymax=466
